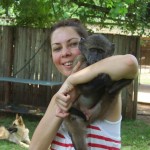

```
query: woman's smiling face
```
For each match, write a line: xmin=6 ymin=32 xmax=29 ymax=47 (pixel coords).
xmin=51 ymin=27 xmax=81 ymax=76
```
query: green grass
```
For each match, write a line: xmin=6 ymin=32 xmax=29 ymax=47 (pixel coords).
xmin=0 ymin=114 xmax=150 ymax=150
xmin=122 ymin=119 xmax=150 ymax=150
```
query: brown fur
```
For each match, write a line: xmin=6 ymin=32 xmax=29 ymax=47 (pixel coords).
xmin=0 ymin=114 xmax=30 ymax=148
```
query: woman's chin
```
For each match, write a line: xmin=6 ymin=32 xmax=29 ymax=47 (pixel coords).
xmin=62 ymin=71 xmax=72 ymax=77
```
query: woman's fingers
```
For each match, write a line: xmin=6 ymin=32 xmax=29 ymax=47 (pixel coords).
xmin=57 ymin=101 xmax=73 ymax=111
xmin=55 ymin=94 xmax=72 ymax=118
xmin=55 ymin=93 xmax=73 ymax=113
xmin=56 ymin=107 xmax=69 ymax=118
xmin=55 ymin=78 xmax=78 ymax=118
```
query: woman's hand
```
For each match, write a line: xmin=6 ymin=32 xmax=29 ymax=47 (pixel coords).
xmin=55 ymin=78 xmax=79 ymax=118
xmin=55 ymin=61 xmax=82 ymax=118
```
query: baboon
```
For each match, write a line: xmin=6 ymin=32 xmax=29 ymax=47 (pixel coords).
xmin=64 ymin=34 xmax=133 ymax=150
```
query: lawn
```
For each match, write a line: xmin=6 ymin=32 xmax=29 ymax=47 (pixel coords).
xmin=121 ymin=119 xmax=150 ymax=150
xmin=0 ymin=114 xmax=150 ymax=150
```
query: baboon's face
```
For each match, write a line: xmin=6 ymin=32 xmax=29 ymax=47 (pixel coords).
xmin=79 ymin=34 xmax=115 ymax=65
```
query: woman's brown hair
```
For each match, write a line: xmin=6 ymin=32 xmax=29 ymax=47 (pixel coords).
xmin=49 ymin=18 xmax=88 ymax=46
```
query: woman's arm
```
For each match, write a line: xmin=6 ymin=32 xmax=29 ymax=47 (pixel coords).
xmin=68 ymin=54 xmax=138 ymax=85
xmin=29 ymin=85 xmax=78 ymax=150
xmin=29 ymin=94 xmax=63 ymax=150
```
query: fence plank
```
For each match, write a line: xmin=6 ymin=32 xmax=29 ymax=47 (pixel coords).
xmin=0 ymin=26 xmax=14 ymax=104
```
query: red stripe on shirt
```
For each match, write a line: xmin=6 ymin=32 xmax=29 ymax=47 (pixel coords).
xmin=87 ymin=133 xmax=121 ymax=143
xmin=88 ymin=143 xmax=120 ymax=150
xmin=56 ymin=132 xmax=65 ymax=138
xmin=52 ymin=140 xmax=73 ymax=147
xmin=87 ymin=125 xmax=101 ymax=130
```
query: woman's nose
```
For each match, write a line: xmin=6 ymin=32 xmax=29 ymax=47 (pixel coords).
xmin=61 ymin=46 xmax=72 ymax=57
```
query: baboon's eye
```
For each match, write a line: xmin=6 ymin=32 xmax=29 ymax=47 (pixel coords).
xmin=99 ymin=48 xmax=105 ymax=53
xmin=90 ymin=48 xmax=104 ymax=53
xmin=90 ymin=48 xmax=97 ymax=52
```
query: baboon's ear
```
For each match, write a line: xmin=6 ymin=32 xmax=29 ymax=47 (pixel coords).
xmin=79 ymin=37 xmax=86 ymax=45
xmin=80 ymin=37 xmax=85 ymax=42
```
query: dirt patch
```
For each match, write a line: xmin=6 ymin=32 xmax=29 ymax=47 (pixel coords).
xmin=137 ymin=103 xmax=150 ymax=125
xmin=137 ymin=114 xmax=150 ymax=125
xmin=137 ymin=103 xmax=150 ymax=115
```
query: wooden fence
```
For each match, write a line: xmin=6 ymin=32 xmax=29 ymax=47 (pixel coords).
xmin=0 ymin=26 xmax=140 ymax=119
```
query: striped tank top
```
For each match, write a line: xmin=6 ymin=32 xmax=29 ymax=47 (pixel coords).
xmin=50 ymin=118 xmax=121 ymax=150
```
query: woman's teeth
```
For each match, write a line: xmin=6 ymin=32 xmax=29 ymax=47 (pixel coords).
xmin=64 ymin=62 xmax=73 ymax=66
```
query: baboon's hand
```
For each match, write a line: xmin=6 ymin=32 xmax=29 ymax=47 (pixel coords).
xmin=71 ymin=61 xmax=82 ymax=74
xmin=108 ymin=79 xmax=133 ymax=94
xmin=71 ymin=55 xmax=87 ymax=74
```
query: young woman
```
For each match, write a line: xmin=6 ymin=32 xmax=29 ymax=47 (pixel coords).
xmin=29 ymin=19 xmax=138 ymax=150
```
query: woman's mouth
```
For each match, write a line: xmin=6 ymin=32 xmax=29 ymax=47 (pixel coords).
xmin=63 ymin=61 xmax=73 ymax=66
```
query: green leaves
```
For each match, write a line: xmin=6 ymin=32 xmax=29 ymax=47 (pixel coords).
xmin=110 ymin=3 xmax=128 ymax=18
xmin=0 ymin=0 xmax=149 ymax=35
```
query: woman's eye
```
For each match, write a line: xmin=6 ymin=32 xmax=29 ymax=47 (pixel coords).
xmin=52 ymin=47 xmax=61 ymax=52
xmin=69 ymin=42 xmax=79 ymax=48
